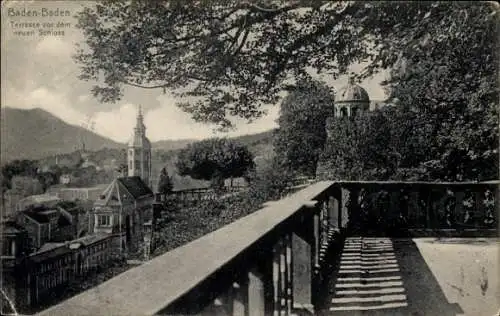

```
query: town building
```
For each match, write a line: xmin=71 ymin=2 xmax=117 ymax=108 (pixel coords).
xmin=127 ymin=106 xmax=152 ymax=188
xmin=91 ymin=176 xmax=154 ymax=257
xmin=47 ymin=184 xmax=109 ymax=202
xmin=1 ymin=232 xmax=115 ymax=314
xmin=17 ymin=194 xmax=61 ymax=212
xmin=15 ymin=202 xmax=88 ymax=250
xmin=1 ymin=190 xmax=24 ymax=219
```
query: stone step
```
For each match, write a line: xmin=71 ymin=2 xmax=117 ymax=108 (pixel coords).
xmin=331 ymin=294 xmax=407 ymax=304
xmin=337 ymin=276 xmax=402 ymax=282
xmin=329 ymin=301 xmax=408 ymax=311
xmin=335 ymin=281 xmax=403 ymax=289
xmin=337 ymin=268 xmax=400 ymax=274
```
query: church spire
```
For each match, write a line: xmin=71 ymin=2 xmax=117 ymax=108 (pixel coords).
xmin=135 ymin=105 xmax=145 ymax=133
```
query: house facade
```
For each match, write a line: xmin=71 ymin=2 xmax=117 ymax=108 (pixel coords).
xmin=1 ymin=231 xmax=115 ymax=314
xmin=15 ymin=204 xmax=83 ymax=250
xmin=91 ymin=176 xmax=154 ymax=257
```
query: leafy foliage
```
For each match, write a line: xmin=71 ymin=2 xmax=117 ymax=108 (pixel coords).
xmin=74 ymin=2 xmax=498 ymax=128
xmin=10 ymin=176 xmax=44 ymax=197
xmin=152 ymin=162 xmax=294 ymax=256
xmin=274 ymin=79 xmax=334 ymax=177
xmin=246 ymin=155 xmax=296 ymax=201
xmin=318 ymin=2 xmax=498 ymax=182
xmin=381 ymin=3 xmax=499 ymax=181
xmin=157 ymin=167 xmax=174 ymax=194
xmin=176 ymin=138 xmax=255 ymax=188
xmin=1 ymin=160 xmax=39 ymax=192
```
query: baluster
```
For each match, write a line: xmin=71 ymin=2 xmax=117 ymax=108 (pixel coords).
xmin=348 ymin=188 xmax=360 ymax=232
xmin=285 ymin=233 xmax=293 ymax=315
xmin=280 ymin=239 xmax=287 ymax=316
xmin=437 ymin=191 xmax=450 ymax=228
xmin=319 ymin=202 xmax=325 ymax=247
xmin=425 ymin=189 xmax=433 ymax=230
xmin=494 ymin=184 xmax=500 ymax=225
xmin=408 ymin=191 xmax=420 ymax=228
xmin=389 ymin=189 xmax=401 ymax=229
xmin=231 ymin=271 xmax=249 ymax=316
xmin=320 ymin=200 xmax=329 ymax=262
xmin=273 ymin=240 xmax=282 ymax=316
xmin=475 ymin=190 xmax=485 ymax=228
xmin=313 ymin=212 xmax=320 ymax=272
xmin=330 ymin=191 xmax=340 ymax=229
xmin=453 ymin=190 xmax=465 ymax=228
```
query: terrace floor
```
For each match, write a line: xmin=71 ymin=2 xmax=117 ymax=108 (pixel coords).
xmin=316 ymin=237 xmax=499 ymax=316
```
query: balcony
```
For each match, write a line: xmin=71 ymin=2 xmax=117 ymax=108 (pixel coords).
xmin=36 ymin=181 xmax=499 ymax=316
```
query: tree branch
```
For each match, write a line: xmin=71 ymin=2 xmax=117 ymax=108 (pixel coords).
xmin=242 ymin=1 xmax=303 ymax=13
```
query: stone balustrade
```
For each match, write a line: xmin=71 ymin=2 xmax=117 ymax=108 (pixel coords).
xmin=36 ymin=180 xmax=498 ymax=316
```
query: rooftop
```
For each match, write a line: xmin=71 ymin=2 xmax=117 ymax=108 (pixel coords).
xmin=117 ymin=176 xmax=153 ymax=199
xmin=336 ymin=79 xmax=370 ymax=103
xmin=1 ymin=220 xmax=25 ymax=235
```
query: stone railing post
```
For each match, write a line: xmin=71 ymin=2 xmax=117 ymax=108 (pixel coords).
xmin=291 ymin=227 xmax=313 ymax=313
xmin=340 ymin=187 xmax=350 ymax=229
xmin=348 ymin=188 xmax=360 ymax=232
xmin=329 ymin=189 xmax=341 ymax=229
xmin=248 ymin=268 xmax=265 ymax=316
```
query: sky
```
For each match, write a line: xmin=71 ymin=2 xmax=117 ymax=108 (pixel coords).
xmin=1 ymin=0 xmax=387 ymax=143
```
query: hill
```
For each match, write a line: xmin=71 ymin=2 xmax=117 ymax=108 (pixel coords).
xmin=150 ymin=129 xmax=275 ymax=154
xmin=2 ymin=106 xmax=276 ymax=190
xmin=1 ymin=107 xmax=123 ymax=163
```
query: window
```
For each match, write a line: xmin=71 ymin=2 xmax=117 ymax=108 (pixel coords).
xmin=351 ymin=107 xmax=358 ymax=117
xmin=340 ymin=107 xmax=348 ymax=117
xmin=97 ymin=215 xmax=112 ymax=227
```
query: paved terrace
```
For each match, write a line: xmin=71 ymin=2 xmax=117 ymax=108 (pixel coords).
xmin=316 ymin=237 xmax=499 ymax=316
xmin=37 ymin=181 xmax=499 ymax=316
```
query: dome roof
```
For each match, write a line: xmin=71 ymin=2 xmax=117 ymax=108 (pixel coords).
xmin=336 ymin=80 xmax=370 ymax=103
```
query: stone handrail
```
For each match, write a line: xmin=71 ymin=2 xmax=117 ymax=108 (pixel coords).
xmin=36 ymin=180 xmax=498 ymax=316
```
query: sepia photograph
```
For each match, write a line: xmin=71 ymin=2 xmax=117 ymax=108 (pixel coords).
xmin=1 ymin=1 xmax=499 ymax=315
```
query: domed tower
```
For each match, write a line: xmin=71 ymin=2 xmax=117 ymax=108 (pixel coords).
xmin=334 ymin=78 xmax=370 ymax=117
xmin=128 ymin=106 xmax=152 ymax=187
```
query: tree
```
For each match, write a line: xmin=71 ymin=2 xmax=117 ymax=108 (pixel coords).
xmin=11 ymin=176 xmax=44 ymax=197
xmin=157 ymin=167 xmax=174 ymax=194
xmin=274 ymin=78 xmax=334 ymax=177
xmin=320 ymin=109 xmax=399 ymax=181
xmin=380 ymin=3 xmax=499 ymax=181
xmin=115 ymin=164 xmax=128 ymax=176
xmin=36 ymin=171 xmax=59 ymax=192
xmin=1 ymin=159 xmax=39 ymax=192
xmin=176 ymin=138 xmax=255 ymax=190
xmin=75 ymin=2 xmax=497 ymax=128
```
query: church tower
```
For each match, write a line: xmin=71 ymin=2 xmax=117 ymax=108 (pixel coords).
xmin=128 ymin=106 xmax=152 ymax=188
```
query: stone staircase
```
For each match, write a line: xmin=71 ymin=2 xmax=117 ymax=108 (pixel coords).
xmin=328 ymin=237 xmax=408 ymax=314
